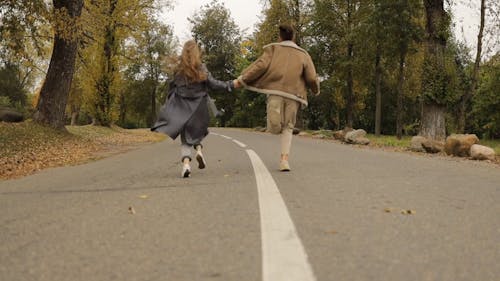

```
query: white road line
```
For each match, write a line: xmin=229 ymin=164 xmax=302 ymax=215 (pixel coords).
xmin=246 ymin=149 xmax=317 ymax=281
xmin=232 ymin=139 xmax=247 ymax=148
xmin=213 ymin=133 xmax=235 ymax=141
xmin=213 ymin=133 xmax=315 ymax=280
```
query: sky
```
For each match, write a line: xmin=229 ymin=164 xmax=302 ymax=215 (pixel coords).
xmin=160 ymin=0 xmax=491 ymax=57
xmin=161 ymin=0 xmax=262 ymax=42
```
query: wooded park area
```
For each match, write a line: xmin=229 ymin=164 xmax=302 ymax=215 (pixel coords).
xmin=1 ymin=0 xmax=499 ymax=142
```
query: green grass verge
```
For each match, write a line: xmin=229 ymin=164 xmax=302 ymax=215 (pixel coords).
xmin=366 ymin=134 xmax=499 ymax=155
xmin=480 ymin=139 xmax=500 ymax=155
xmin=366 ymin=134 xmax=412 ymax=148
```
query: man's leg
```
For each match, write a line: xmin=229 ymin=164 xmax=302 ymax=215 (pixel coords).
xmin=266 ymin=95 xmax=283 ymax=134
xmin=280 ymin=98 xmax=299 ymax=171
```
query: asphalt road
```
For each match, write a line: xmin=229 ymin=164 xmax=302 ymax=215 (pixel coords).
xmin=1 ymin=128 xmax=499 ymax=281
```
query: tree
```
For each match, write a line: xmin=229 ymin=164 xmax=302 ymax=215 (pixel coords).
xmin=257 ymin=0 xmax=310 ymax=47
xmin=189 ymin=0 xmax=241 ymax=126
xmin=457 ymin=0 xmax=486 ymax=133
xmin=310 ymin=0 xmax=369 ymax=129
xmin=388 ymin=0 xmax=422 ymax=139
xmin=78 ymin=0 xmax=171 ymax=126
xmin=0 ymin=0 xmax=49 ymax=62
xmin=0 ymin=63 xmax=28 ymax=109
xmin=471 ymin=53 xmax=500 ymax=138
xmin=120 ymin=20 xmax=177 ymax=127
xmin=419 ymin=0 xmax=451 ymax=141
xmin=0 ymin=1 xmax=52 ymax=113
xmin=34 ymin=0 xmax=84 ymax=129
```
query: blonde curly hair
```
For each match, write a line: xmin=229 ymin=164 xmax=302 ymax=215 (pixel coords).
xmin=177 ymin=40 xmax=207 ymax=82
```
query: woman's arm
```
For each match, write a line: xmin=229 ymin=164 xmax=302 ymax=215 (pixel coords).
xmin=206 ymin=70 xmax=234 ymax=92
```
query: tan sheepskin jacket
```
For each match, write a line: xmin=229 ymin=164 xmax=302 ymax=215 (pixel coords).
xmin=237 ymin=41 xmax=320 ymax=106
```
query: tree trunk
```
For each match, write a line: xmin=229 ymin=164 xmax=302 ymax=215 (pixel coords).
xmin=118 ymin=92 xmax=126 ymax=125
xmin=150 ymin=83 xmax=157 ymax=127
xmin=345 ymin=0 xmax=355 ymax=129
xmin=95 ymin=0 xmax=118 ymax=127
xmin=420 ymin=0 xmax=448 ymax=141
xmin=70 ymin=111 xmax=79 ymax=126
xmin=346 ymin=41 xmax=354 ymax=129
xmin=291 ymin=0 xmax=301 ymax=45
xmin=420 ymin=103 xmax=446 ymax=141
xmin=374 ymin=45 xmax=382 ymax=136
xmin=457 ymin=0 xmax=485 ymax=133
xmin=396 ymin=47 xmax=407 ymax=140
xmin=34 ymin=0 xmax=84 ymax=130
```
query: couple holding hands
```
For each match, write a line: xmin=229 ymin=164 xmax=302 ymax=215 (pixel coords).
xmin=151 ymin=24 xmax=320 ymax=178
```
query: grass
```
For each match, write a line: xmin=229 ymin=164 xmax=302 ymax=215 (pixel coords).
xmin=480 ymin=139 xmax=500 ymax=155
xmin=305 ymin=129 xmax=334 ymax=137
xmin=367 ymin=134 xmax=412 ymax=148
xmin=366 ymin=134 xmax=499 ymax=156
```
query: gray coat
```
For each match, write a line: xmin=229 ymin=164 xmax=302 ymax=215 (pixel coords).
xmin=151 ymin=67 xmax=233 ymax=145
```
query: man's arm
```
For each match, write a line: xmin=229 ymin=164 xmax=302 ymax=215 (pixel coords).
xmin=238 ymin=46 xmax=273 ymax=85
xmin=304 ymin=54 xmax=320 ymax=95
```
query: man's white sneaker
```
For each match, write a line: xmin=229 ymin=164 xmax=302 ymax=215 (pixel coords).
xmin=280 ymin=160 xmax=290 ymax=172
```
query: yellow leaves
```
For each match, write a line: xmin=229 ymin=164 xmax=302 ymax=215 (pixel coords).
xmin=383 ymin=207 xmax=394 ymax=213
xmin=384 ymin=207 xmax=416 ymax=215
xmin=0 ymin=122 xmax=165 ymax=180
xmin=401 ymin=209 xmax=416 ymax=215
xmin=50 ymin=6 xmax=82 ymax=42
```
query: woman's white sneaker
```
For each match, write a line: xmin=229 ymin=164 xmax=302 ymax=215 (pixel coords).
xmin=181 ymin=164 xmax=191 ymax=178
xmin=196 ymin=152 xmax=206 ymax=169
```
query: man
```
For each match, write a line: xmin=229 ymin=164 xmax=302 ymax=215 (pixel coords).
xmin=234 ymin=24 xmax=320 ymax=171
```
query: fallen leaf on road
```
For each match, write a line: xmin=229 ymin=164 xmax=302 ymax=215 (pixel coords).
xmin=325 ymin=230 xmax=338 ymax=235
xmin=139 ymin=195 xmax=148 ymax=199
xmin=401 ymin=209 xmax=416 ymax=215
xmin=128 ymin=206 xmax=136 ymax=214
xmin=224 ymin=174 xmax=229 ymax=178
xmin=384 ymin=208 xmax=394 ymax=213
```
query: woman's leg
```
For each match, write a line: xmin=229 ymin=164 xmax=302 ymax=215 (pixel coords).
xmin=180 ymin=133 xmax=192 ymax=177
xmin=194 ymin=144 xmax=206 ymax=169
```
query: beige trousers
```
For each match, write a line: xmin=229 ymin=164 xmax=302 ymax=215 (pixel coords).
xmin=266 ymin=95 xmax=300 ymax=155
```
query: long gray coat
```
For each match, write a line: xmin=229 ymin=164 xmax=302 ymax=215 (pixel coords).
xmin=151 ymin=67 xmax=233 ymax=145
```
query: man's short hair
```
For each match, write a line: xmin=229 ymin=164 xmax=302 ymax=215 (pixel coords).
xmin=279 ymin=24 xmax=295 ymax=41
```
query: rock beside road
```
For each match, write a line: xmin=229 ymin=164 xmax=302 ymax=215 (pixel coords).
xmin=410 ymin=136 xmax=427 ymax=152
xmin=421 ymin=139 xmax=444 ymax=153
xmin=470 ymin=144 xmax=496 ymax=161
xmin=345 ymin=129 xmax=370 ymax=145
xmin=444 ymin=134 xmax=479 ymax=157
xmin=333 ymin=128 xmax=353 ymax=141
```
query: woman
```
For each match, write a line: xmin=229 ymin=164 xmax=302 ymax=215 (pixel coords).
xmin=151 ymin=40 xmax=235 ymax=178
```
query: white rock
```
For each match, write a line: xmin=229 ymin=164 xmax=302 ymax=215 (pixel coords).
xmin=345 ymin=129 xmax=367 ymax=143
xmin=470 ymin=144 xmax=496 ymax=161
xmin=410 ymin=136 xmax=427 ymax=152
